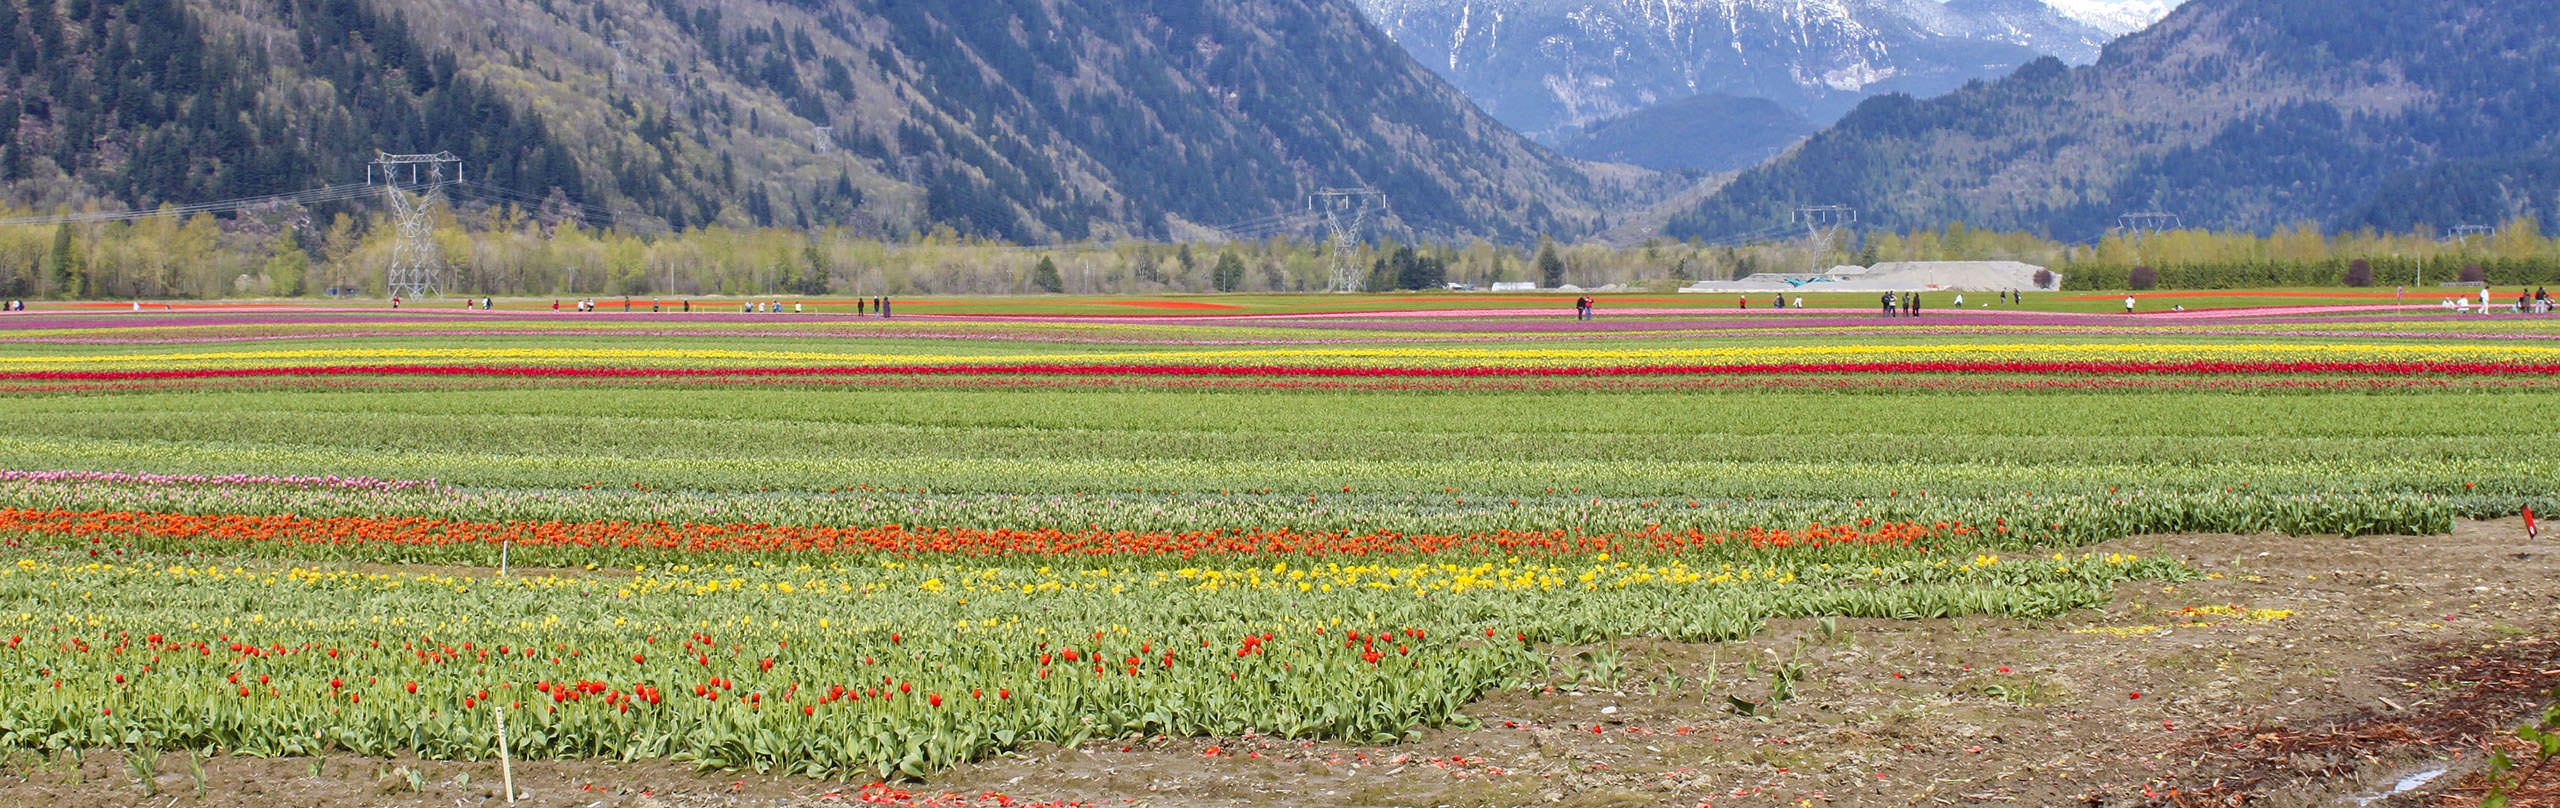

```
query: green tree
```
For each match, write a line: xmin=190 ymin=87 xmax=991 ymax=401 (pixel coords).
xmin=42 ymin=224 xmax=80 ymax=298
xmin=800 ymin=242 xmax=830 ymax=295
xmin=262 ymin=230 xmax=310 ymax=296
xmin=1393 ymin=247 xmax=1445 ymax=290
xmin=1032 ymin=256 xmax=1063 ymax=293
xmin=1210 ymin=253 xmax=1244 ymax=292
xmin=1534 ymin=239 xmax=1565 ymax=288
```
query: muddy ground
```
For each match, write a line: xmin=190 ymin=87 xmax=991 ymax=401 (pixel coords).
xmin=4 ymin=520 xmax=2555 ymax=808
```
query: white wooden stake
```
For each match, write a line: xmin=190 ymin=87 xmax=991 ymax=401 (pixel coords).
xmin=494 ymin=699 xmax=515 ymax=803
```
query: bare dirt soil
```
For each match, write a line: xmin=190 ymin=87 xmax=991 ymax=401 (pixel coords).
xmin=5 ymin=520 xmax=2555 ymax=808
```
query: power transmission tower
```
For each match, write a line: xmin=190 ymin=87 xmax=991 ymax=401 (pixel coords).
xmin=369 ymin=151 xmax=462 ymax=300
xmin=1310 ymin=188 xmax=1385 ymax=292
xmin=610 ymin=38 xmax=631 ymax=86
xmin=812 ymin=125 xmax=834 ymax=155
xmin=1797 ymin=205 xmax=1856 ymax=272
xmin=2117 ymin=211 xmax=2181 ymax=240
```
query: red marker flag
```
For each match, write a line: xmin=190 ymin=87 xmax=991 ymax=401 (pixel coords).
xmin=2528 ymin=505 xmax=2539 ymax=539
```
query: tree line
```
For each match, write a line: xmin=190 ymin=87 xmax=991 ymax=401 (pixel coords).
xmin=8 ymin=205 xmax=2560 ymax=301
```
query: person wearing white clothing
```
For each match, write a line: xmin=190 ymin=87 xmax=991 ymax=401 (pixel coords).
xmin=2124 ymin=295 xmax=2136 ymax=313
xmin=1953 ymin=293 xmax=1964 ymax=308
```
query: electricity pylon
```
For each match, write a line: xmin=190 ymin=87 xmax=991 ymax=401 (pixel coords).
xmin=2117 ymin=211 xmax=2182 ymax=240
xmin=1797 ymin=205 xmax=1856 ymax=273
xmin=1310 ymin=188 xmax=1385 ymax=292
xmin=370 ymin=151 xmax=462 ymax=300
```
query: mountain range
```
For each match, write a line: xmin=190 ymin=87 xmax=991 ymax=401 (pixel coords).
xmin=1549 ymin=94 xmax=1814 ymax=173
xmin=0 ymin=0 xmax=1625 ymax=244
xmin=1348 ymin=0 xmax=2181 ymax=156
xmin=1667 ymin=0 xmax=2560 ymax=240
xmin=6 ymin=0 xmax=2548 ymax=251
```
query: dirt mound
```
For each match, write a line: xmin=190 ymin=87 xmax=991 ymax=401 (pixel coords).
xmin=1683 ymin=260 xmax=2057 ymax=292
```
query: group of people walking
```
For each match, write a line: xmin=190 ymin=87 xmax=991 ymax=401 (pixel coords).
xmin=1880 ymin=292 xmax=1923 ymax=317
xmin=2446 ymin=287 xmax=2554 ymax=314
xmin=1738 ymin=294 xmax=1807 ymax=309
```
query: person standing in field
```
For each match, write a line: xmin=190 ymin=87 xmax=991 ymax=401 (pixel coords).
xmin=1909 ymin=293 xmax=1922 ymax=317
xmin=2124 ymin=295 xmax=2136 ymax=313
xmin=1953 ymin=293 xmax=1964 ymax=309
xmin=858 ymin=298 xmax=867 ymax=315
xmin=1881 ymin=292 xmax=1895 ymax=317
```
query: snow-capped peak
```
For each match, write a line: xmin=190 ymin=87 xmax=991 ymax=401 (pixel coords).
xmin=2035 ymin=0 xmax=2181 ymax=36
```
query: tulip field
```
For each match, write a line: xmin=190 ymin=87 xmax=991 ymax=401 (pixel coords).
xmin=0 ymin=296 xmax=2556 ymax=804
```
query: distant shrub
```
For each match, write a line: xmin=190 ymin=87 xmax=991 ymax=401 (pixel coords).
xmin=2460 ymin=264 xmax=2486 ymax=284
xmin=2127 ymin=265 xmax=2158 ymax=290
xmin=2343 ymin=259 xmax=2373 ymax=287
xmin=2031 ymin=268 xmax=2055 ymax=289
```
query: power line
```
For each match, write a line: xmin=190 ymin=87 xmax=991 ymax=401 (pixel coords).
xmin=1202 ymin=209 xmax=1322 ymax=242
xmin=0 ymin=184 xmax=378 ymax=227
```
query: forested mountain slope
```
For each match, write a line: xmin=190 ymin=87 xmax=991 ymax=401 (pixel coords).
xmin=1667 ymin=0 xmax=2560 ymax=241
xmin=0 ymin=0 xmax=1625 ymax=243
